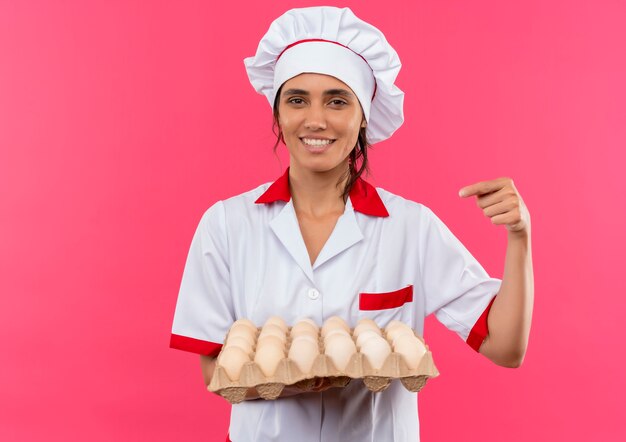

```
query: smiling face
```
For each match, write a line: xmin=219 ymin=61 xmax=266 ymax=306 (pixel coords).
xmin=276 ymin=73 xmax=367 ymax=175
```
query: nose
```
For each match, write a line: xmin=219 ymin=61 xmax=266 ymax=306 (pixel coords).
xmin=304 ymin=104 xmax=327 ymax=130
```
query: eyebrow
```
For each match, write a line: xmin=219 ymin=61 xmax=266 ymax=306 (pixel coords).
xmin=282 ymin=88 xmax=355 ymax=98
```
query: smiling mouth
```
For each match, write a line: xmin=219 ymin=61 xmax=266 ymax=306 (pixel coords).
xmin=300 ymin=138 xmax=336 ymax=147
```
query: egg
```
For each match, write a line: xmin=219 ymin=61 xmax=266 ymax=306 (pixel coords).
xmin=292 ymin=333 xmax=320 ymax=346
xmin=290 ymin=320 xmax=319 ymax=339
xmin=386 ymin=319 xmax=409 ymax=331
xmin=391 ymin=329 xmax=417 ymax=348
xmin=225 ymin=335 xmax=254 ymax=355
xmin=324 ymin=334 xmax=356 ymax=371
xmin=393 ymin=334 xmax=427 ymax=370
xmin=254 ymin=342 xmax=284 ymax=377
xmin=256 ymin=334 xmax=285 ymax=354
xmin=323 ymin=328 xmax=351 ymax=344
xmin=296 ymin=317 xmax=319 ymax=329
xmin=232 ymin=318 xmax=257 ymax=332
xmin=290 ymin=326 xmax=318 ymax=340
xmin=353 ymin=319 xmax=382 ymax=338
xmin=360 ymin=336 xmax=391 ymax=370
xmin=264 ymin=315 xmax=288 ymax=333
xmin=385 ymin=322 xmax=413 ymax=342
xmin=217 ymin=346 xmax=250 ymax=381
xmin=321 ymin=316 xmax=350 ymax=338
xmin=288 ymin=337 xmax=319 ymax=373
xmin=324 ymin=331 xmax=353 ymax=350
xmin=290 ymin=333 xmax=318 ymax=348
xmin=258 ymin=324 xmax=287 ymax=343
xmin=227 ymin=326 xmax=256 ymax=345
xmin=356 ymin=330 xmax=383 ymax=349
xmin=229 ymin=322 xmax=258 ymax=339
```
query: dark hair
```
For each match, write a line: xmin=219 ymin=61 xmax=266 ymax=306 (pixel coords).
xmin=271 ymin=84 xmax=372 ymax=204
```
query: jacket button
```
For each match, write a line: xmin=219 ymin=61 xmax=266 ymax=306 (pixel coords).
xmin=307 ymin=288 xmax=320 ymax=300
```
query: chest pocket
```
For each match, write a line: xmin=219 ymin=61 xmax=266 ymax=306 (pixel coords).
xmin=358 ymin=285 xmax=414 ymax=327
xmin=357 ymin=284 xmax=414 ymax=326
xmin=359 ymin=284 xmax=413 ymax=310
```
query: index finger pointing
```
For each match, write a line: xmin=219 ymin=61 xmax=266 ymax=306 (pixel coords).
xmin=459 ymin=179 xmax=504 ymax=197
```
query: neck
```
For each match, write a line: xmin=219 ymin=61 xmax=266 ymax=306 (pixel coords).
xmin=288 ymin=162 xmax=350 ymax=218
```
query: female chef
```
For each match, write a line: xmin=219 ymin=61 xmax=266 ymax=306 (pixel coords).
xmin=170 ymin=6 xmax=533 ymax=442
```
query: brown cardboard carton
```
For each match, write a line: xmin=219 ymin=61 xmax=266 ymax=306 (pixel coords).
xmin=208 ymin=320 xmax=439 ymax=404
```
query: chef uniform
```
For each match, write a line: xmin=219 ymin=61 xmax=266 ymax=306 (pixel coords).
xmin=170 ymin=6 xmax=501 ymax=442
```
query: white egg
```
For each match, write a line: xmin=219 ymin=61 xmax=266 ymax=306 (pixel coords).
xmin=291 ymin=320 xmax=319 ymax=338
xmin=290 ymin=333 xmax=318 ymax=348
xmin=324 ymin=334 xmax=356 ymax=371
xmin=290 ymin=326 xmax=319 ymax=340
xmin=264 ymin=315 xmax=288 ymax=332
xmin=321 ymin=316 xmax=350 ymax=338
xmin=254 ymin=342 xmax=284 ymax=377
xmin=359 ymin=317 xmax=379 ymax=327
xmin=292 ymin=333 xmax=320 ymax=346
xmin=356 ymin=330 xmax=383 ymax=349
xmin=232 ymin=318 xmax=257 ymax=332
xmin=296 ymin=317 xmax=319 ymax=329
xmin=225 ymin=335 xmax=254 ymax=355
xmin=288 ymin=337 xmax=319 ymax=373
xmin=258 ymin=324 xmax=287 ymax=343
xmin=361 ymin=337 xmax=392 ymax=370
xmin=323 ymin=328 xmax=351 ymax=344
xmin=386 ymin=319 xmax=409 ymax=331
xmin=256 ymin=334 xmax=285 ymax=354
xmin=393 ymin=334 xmax=427 ymax=370
xmin=217 ymin=346 xmax=250 ymax=381
xmin=227 ymin=326 xmax=256 ymax=345
xmin=391 ymin=329 xmax=417 ymax=348
xmin=385 ymin=322 xmax=413 ymax=342
xmin=353 ymin=319 xmax=382 ymax=338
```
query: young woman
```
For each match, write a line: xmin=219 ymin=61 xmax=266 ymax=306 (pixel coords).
xmin=170 ymin=6 xmax=533 ymax=442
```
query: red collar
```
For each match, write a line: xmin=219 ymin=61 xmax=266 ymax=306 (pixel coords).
xmin=255 ymin=167 xmax=389 ymax=217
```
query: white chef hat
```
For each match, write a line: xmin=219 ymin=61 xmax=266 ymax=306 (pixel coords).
xmin=243 ymin=6 xmax=405 ymax=144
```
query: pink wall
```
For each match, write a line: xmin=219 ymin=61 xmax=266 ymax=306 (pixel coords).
xmin=1 ymin=0 xmax=624 ymax=440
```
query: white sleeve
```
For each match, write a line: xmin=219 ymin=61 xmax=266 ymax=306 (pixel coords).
xmin=169 ymin=200 xmax=234 ymax=356
xmin=418 ymin=206 xmax=501 ymax=352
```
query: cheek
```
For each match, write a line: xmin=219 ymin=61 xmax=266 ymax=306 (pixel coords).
xmin=276 ymin=108 xmax=287 ymax=129
xmin=344 ymin=119 xmax=362 ymax=146
xmin=280 ymin=117 xmax=300 ymax=139
xmin=278 ymin=115 xmax=288 ymax=130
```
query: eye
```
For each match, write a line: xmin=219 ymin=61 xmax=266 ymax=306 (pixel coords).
xmin=330 ymin=99 xmax=347 ymax=106
xmin=287 ymin=98 xmax=305 ymax=105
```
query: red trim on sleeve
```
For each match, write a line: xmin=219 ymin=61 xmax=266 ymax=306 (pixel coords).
xmin=226 ymin=433 xmax=231 ymax=442
xmin=169 ymin=334 xmax=222 ymax=357
xmin=466 ymin=295 xmax=497 ymax=352
xmin=359 ymin=285 xmax=413 ymax=310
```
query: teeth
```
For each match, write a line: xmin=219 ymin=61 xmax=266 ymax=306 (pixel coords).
xmin=302 ymin=138 xmax=334 ymax=146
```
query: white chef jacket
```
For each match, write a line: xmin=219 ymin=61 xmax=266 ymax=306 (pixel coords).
xmin=170 ymin=166 xmax=501 ymax=442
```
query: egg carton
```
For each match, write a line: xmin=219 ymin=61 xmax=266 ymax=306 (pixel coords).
xmin=208 ymin=329 xmax=439 ymax=404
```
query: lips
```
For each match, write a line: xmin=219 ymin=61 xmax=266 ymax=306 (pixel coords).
xmin=299 ymin=137 xmax=336 ymax=144
xmin=300 ymin=138 xmax=335 ymax=152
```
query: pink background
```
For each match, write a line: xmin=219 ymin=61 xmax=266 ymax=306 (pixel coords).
xmin=1 ymin=0 xmax=624 ymax=440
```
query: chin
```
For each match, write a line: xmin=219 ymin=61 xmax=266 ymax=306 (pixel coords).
xmin=297 ymin=159 xmax=349 ymax=173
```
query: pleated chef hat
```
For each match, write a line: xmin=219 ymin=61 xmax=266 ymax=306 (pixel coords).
xmin=243 ymin=6 xmax=405 ymax=144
